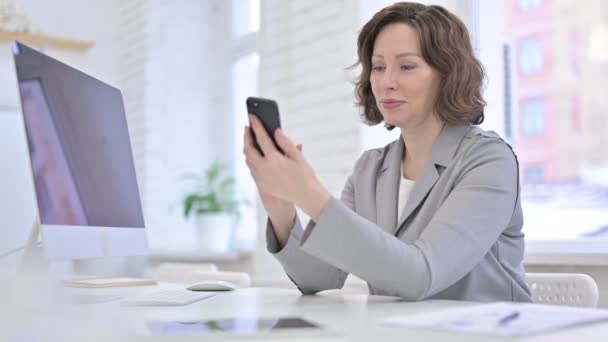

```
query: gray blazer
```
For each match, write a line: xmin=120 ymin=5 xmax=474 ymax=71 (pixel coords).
xmin=267 ymin=124 xmax=532 ymax=302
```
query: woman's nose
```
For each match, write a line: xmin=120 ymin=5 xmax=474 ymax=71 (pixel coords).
xmin=380 ymin=69 xmax=399 ymax=90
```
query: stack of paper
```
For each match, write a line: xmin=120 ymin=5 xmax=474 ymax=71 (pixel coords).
xmin=380 ymin=302 xmax=608 ymax=337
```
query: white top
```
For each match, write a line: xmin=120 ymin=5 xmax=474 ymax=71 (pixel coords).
xmin=397 ymin=164 xmax=416 ymax=224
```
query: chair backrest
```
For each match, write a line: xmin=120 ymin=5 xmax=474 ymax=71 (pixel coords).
xmin=525 ymin=273 xmax=599 ymax=308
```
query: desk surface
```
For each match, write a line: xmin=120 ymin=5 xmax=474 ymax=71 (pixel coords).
xmin=5 ymin=283 xmax=608 ymax=341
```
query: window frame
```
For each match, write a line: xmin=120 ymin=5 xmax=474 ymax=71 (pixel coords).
xmin=471 ymin=0 xmax=608 ymax=264
xmin=229 ymin=1 xmax=260 ymax=253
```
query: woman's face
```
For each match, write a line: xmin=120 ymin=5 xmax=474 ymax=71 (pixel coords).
xmin=370 ymin=23 xmax=441 ymax=131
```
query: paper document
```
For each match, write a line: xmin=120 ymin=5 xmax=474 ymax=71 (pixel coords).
xmin=380 ymin=302 xmax=608 ymax=337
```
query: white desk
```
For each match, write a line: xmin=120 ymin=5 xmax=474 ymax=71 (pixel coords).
xmin=5 ymin=283 xmax=608 ymax=341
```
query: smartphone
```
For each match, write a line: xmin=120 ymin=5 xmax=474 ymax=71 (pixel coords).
xmin=246 ymin=97 xmax=283 ymax=155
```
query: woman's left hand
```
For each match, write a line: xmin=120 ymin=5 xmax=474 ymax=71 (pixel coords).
xmin=243 ymin=114 xmax=330 ymax=221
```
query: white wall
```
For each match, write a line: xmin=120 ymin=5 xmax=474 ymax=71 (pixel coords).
xmin=117 ymin=0 xmax=233 ymax=250
xmin=0 ymin=1 xmax=121 ymax=107
xmin=475 ymin=0 xmax=506 ymax=136
xmin=250 ymin=0 xmax=362 ymax=285
xmin=0 ymin=0 xmax=121 ymax=274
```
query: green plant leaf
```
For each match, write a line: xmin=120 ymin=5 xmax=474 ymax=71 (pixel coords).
xmin=204 ymin=321 xmax=224 ymax=331
xmin=206 ymin=162 xmax=222 ymax=185
xmin=181 ymin=160 xmax=246 ymax=219
xmin=219 ymin=178 xmax=235 ymax=190
xmin=183 ymin=194 xmax=198 ymax=217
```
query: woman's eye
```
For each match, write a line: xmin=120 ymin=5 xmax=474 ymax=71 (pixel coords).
xmin=372 ymin=65 xmax=385 ymax=71
xmin=402 ymin=65 xmax=415 ymax=70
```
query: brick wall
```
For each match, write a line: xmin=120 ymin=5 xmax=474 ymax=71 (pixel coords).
xmin=259 ymin=0 xmax=361 ymax=197
xmin=118 ymin=0 xmax=147 ymax=203
xmin=252 ymin=0 xmax=362 ymax=285
xmin=118 ymin=0 xmax=232 ymax=249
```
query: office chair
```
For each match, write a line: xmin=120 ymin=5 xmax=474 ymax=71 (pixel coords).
xmin=526 ymin=273 xmax=599 ymax=308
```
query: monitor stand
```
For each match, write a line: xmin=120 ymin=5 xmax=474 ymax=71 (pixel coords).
xmin=18 ymin=216 xmax=49 ymax=279
xmin=13 ymin=218 xmax=123 ymax=304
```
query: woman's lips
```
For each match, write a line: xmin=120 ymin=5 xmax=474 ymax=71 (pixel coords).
xmin=380 ymin=100 xmax=404 ymax=110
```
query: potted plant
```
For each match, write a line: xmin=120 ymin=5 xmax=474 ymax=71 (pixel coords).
xmin=181 ymin=162 xmax=242 ymax=253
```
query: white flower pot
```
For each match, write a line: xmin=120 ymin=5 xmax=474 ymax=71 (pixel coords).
xmin=196 ymin=213 xmax=234 ymax=253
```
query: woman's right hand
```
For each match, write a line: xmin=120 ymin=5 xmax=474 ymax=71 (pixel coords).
xmin=258 ymin=143 xmax=303 ymax=213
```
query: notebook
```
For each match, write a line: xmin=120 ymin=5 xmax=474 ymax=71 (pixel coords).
xmin=63 ymin=277 xmax=157 ymax=288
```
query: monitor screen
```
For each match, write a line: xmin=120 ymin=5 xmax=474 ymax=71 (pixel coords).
xmin=13 ymin=42 xmax=144 ymax=228
xmin=12 ymin=42 xmax=147 ymax=260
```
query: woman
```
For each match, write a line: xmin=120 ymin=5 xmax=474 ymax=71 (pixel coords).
xmin=243 ymin=2 xmax=531 ymax=302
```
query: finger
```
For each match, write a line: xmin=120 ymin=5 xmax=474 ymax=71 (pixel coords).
xmin=245 ymin=158 xmax=258 ymax=173
xmin=243 ymin=125 xmax=256 ymax=150
xmin=296 ymin=144 xmax=303 ymax=152
xmin=243 ymin=126 xmax=264 ymax=165
xmin=249 ymin=115 xmax=280 ymax=157
xmin=275 ymin=129 xmax=301 ymax=160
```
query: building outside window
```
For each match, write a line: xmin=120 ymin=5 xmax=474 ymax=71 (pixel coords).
xmin=524 ymin=166 xmax=544 ymax=184
xmin=479 ymin=0 xmax=608 ymax=242
xmin=521 ymin=99 xmax=545 ymax=136
xmin=517 ymin=0 xmax=541 ymax=12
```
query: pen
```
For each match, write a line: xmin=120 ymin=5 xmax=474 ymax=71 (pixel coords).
xmin=497 ymin=311 xmax=520 ymax=326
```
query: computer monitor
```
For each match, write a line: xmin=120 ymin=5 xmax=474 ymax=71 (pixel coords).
xmin=12 ymin=41 xmax=147 ymax=261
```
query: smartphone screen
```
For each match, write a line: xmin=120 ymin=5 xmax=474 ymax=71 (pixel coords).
xmin=246 ymin=97 xmax=283 ymax=155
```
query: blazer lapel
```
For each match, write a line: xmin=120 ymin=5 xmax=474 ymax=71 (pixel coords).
xmin=395 ymin=124 xmax=473 ymax=231
xmin=375 ymin=139 xmax=403 ymax=233
xmin=395 ymin=159 xmax=439 ymax=231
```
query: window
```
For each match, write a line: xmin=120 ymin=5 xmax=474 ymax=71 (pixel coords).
xmin=231 ymin=0 xmax=260 ymax=251
xmin=232 ymin=0 xmax=260 ymax=37
xmin=231 ymin=53 xmax=259 ymax=251
xmin=503 ymin=44 xmax=514 ymax=140
xmin=517 ymin=0 xmax=540 ymax=12
xmin=478 ymin=0 xmax=608 ymax=247
xmin=521 ymin=99 xmax=544 ymax=136
xmin=524 ymin=166 xmax=544 ymax=184
xmin=519 ymin=38 xmax=543 ymax=75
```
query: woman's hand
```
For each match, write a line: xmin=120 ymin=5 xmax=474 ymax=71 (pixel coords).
xmin=257 ymin=141 xmax=302 ymax=211
xmin=243 ymin=115 xmax=330 ymax=222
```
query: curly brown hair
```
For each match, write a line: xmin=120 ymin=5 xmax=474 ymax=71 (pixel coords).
xmin=352 ymin=2 xmax=486 ymax=128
